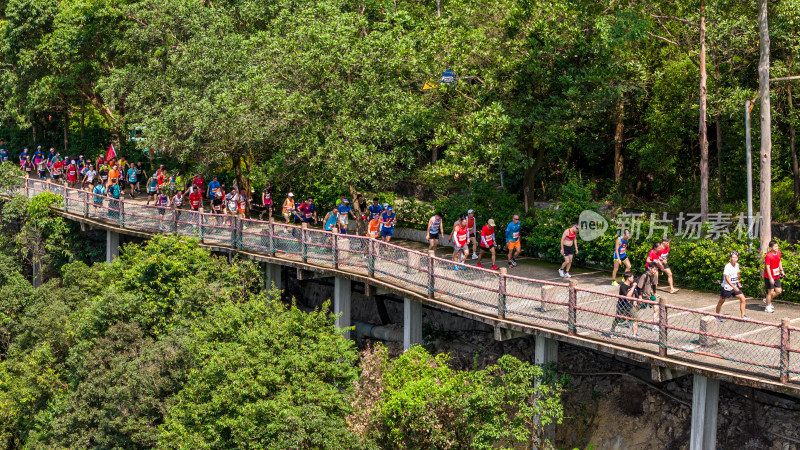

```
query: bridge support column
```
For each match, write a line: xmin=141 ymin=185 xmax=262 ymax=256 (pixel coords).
xmin=264 ymin=263 xmax=282 ymax=291
xmin=403 ymin=298 xmax=422 ymax=350
xmin=690 ymin=374 xmax=719 ymax=450
xmin=334 ymin=277 xmax=351 ymax=339
xmin=106 ymin=230 xmax=119 ymax=263
xmin=534 ymin=336 xmax=558 ymax=445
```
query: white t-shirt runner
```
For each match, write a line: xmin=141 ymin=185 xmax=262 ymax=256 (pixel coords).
xmin=722 ymin=263 xmax=740 ymax=291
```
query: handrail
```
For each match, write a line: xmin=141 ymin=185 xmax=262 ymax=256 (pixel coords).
xmin=10 ymin=177 xmax=798 ymax=387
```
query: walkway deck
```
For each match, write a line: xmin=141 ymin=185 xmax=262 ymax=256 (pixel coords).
xmin=11 ymin=178 xmax=800 ymax=395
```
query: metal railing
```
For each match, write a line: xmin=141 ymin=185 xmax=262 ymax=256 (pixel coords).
xmin=14 ymin=177 xmax=799 ymax=387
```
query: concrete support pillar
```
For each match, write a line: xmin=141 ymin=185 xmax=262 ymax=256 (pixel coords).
xmin=534 ymin=336 xmax=558 ymax=446
xmin=106 ymin=230 xmax=119 ymax=263
xmin=334 ymin=277 xmax=351 ymax=339
xmin=264 ymin=263 xmax=282 ymax=291
xmin=403 ymin=298 xmax=422 ymax=350
xmin=690 ymin=374 xmax=719 ymax=450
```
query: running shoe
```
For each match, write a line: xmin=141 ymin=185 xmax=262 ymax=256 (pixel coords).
xmin=564 ymin=272 xmax=572 ymax=278
xmin=511 ymin=259 xmax=517 ymax=267
xmin=611 ymin=281 xmax=619 ymax=286
xmin=765 ymin=305 xmax=775 ymax=313
xmin=762 ymin=298 xmax=767 ymax=304
xmin=669 ymin=288 xmax=679 ymax=294
xmin=491 ymin=265 xmax=499 ymax=270
xmin=472 ymin=253 xmax=478 ymax=260
xmin=558 ymin=269 xmax=565 ymax=277
xmin=476 ymin=262 xmax=483 ymax=268
xmin=454 ymin=265 xmax=460 ymax=271
xmin=742 ymin=315 xmax=751 ymax=320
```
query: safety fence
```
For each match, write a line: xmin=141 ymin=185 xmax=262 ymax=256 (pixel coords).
xmin=13 ymin=177 xmax=800 ymax=387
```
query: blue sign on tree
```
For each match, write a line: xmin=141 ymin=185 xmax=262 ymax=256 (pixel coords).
xmin=440 ymin=69 xmax=457 ymax=85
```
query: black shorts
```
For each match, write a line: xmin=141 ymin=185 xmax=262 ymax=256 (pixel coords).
xmin=52 ymin=174 xmax=61 ymax=180
xmin=764 ymin=277 xmax=782 ymax=290
xmin=661 ymin=262 xmax=670 ymax=270
xmin=480 ymin=244 xmax=496 ymax=251
xmin=429 ymin=232 xmax=440 ymax=240
xmin=720 ymin=288 xmax=743 ymax=299
xmin=563 ymin=245 xmax=575 ymax=256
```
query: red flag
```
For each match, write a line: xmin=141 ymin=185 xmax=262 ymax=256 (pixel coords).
xmin=105 ymin=144 xmax=116 ymax=162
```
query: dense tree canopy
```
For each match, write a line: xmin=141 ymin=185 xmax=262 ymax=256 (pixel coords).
xmin=2 ymin=0 xmax=799 ymax=215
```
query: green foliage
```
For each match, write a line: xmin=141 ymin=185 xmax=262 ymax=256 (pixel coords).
xmin=371 ymin=346 xmax=563 ymax=449
xmin=158 ymin=294 xmax=362 ymax=449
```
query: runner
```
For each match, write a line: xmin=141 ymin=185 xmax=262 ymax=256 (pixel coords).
xmin=98 ymin=163 xmax=109 ymax=189
xmin=296 ymin=197 xmax=317 ymax=224
xmin=155 ymin=165 xmax=167 ymax=190
xmin=146 ymin=175 xmax=158 ymax=205
xmin=127 ymin=163 xmax=138 ymax=198
xmin=323 ymin=207 xmax=339 ymax=232
xmin=354 ymin=194 xmax=368 ymax=235
xmin=260 ymin=182 xmax=273 ymax=220
xmin=452 ymin=215 xmax=470 ymax=270
xmin=716 ymin=251 xmax=748 ymax=319
xmin=207 ymin=176 xmax=221 ymax=199
xmin=155 ymin=188 xmax=170 ymax=226
xmin=188 ymin=187 xmax=202 ymax=212
xmin=477 ymin=218 xmax=498 ymax=270
xmin=82 ymin=164 xmax=96 ymax=189
xmin=23 ymin=156 xmax=33 ymax=178
xmin=380 ymin=206 xmax=395 ymax=243
xmin=237 ymin=188 xmax=249 ymax=219
xmin=368 ymin=198 xmax=383 ymax=221
xmin=763 ymin=240 xmax=784 ymax=314
xmin=36 ymin=156 xmax=47 ymax=180
xmin=107 ymin=178 xmax=122 ymax=220
xmin=558 ymin=222 xmax=579 ymax=278
xmin=337 ymin=198 xmax=355 ymax=234
xmin=611 ymin=271 xmax=639 ymax=336
xmin=174 ymin=172 xmax=185 ymax=194
xmin=52 ymin=157 xmax=64 ymax=185
xmin=282 ymin=193 xmax=295 ymax=223
xmin=135 ymin=162 xmax=145 ymax=194
xmin=0 ymin=146 xmax=8 ymax=163
xmin=636 ymin=265 xmax=660 ymax=333
xmin=18 ymin=148 xmax=29 ymax=170
xmin=426 ymin=212 xmax=444 ymax=251
xmin=226 ymin=188 xmax=239 ymax=221
xmin=66 ymin=160 xmax=78 ymax=188
xmin=367 ymin=215 xmax=381 ymax=240
xmin=92 ymin=181 xmax=106 ymax=211
xmin=611 ymin=229 xmax=632 ymax=286
xmin=192 ymin=173 xmax=205 ymax=198
xmin=211 ymin=189 xmax=224 ymax=216
xmin=172 ymin=190 xmax=185 ymax=222
xmin=505 ymin=215 xmax=521 ymax=268
xmin=658 ymin=237 xmax=679 ymax=294
xmin=466 ymin=209 xmax=479 ymax=259
xmin=77 ymin=155 xmax=86 ymax=171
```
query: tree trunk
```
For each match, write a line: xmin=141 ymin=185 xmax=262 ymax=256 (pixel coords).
xmin=32 ymin=122 xmax=37 ymax=146
xmin=716 ymin=109 xmax=723 ymax=208
xmin=789 ymin=85 xmax=799 ymax=213
xmin=698 ymin=0 xmax=709 ymax=224
xmin=80 ymin=98 xmax=85 ymax=151
xmin=63 ymin=113 xmax=69 ymax=153
xmin=431 ymin=145 xmax=438 ymax=165
xmin=614 ymin=96 xmax=624 ymax=182
xmin=522 ymin=146 xmax=545 ymax=213
xmin=435 ymin=0 xmax=440 ymax=17
xmin=758 ymin=0 xmax=772 ymax=254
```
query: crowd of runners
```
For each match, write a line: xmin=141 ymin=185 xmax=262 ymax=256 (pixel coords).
xmin=0 ymin=142 xmax=787 ymax=325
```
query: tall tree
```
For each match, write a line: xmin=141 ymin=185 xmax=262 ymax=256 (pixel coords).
xmin=758 ymin=0 xmax=772 ymax=254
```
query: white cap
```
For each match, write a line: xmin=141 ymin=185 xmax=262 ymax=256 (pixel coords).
xmin=383 ymin=203 xmax=389 ymax=208
xmin=344 ymin=199 xmax=349 ymax=203
xmin=288 ymin=192 xmax=294 ymax=197
xmin=71 ymin=160 xmax=75 ymax=164
xmin=468 ymin=209 xmax=474 ymax=214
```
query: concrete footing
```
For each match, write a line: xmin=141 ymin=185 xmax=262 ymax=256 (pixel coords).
xmin=334 ymin=277 xmax=352 ymax=339
xmin=403 ymin=298 xmax=422 ymax=350
xmin=690 ymin=374 xmax=719 ymax=450
xmin=106 ymin=230 xmax=119 ymax=263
